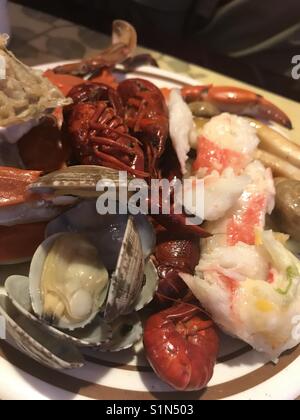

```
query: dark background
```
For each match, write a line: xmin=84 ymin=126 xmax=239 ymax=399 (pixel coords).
xmin=10 ymin=0 xmax=300 ymax=101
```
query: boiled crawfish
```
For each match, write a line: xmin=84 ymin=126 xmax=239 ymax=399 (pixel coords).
xmin=144 ymin=230 xmax=218 ymax=392
xmin=118 ymin=78 xmax=169 ymax=178
xmin=64 ymin=82 xmax=147 ymax=178
xmin=63 ymin=79 xmax=209 ymax=237
xmin=64 ymin=78 xmax=169 ymax=178
xmin=154 ymin=230 xmax=200 ymax=307
xmin=143 ymin=303 xmax=219 ymax=391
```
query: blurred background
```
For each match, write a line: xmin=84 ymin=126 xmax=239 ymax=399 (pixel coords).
xmin=4 ymin=0 xmax=300 ymax=100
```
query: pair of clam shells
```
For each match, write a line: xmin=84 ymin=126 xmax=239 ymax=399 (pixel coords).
xmin=0 ymin=201 xmax=158 ymax=370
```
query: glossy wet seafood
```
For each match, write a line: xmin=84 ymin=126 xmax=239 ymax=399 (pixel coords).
xmin=2 ymin=202 xmax=158 ymax=367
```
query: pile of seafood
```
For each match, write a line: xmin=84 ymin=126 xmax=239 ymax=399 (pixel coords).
xmin=0 ymin=20 xmax=300 ymax=393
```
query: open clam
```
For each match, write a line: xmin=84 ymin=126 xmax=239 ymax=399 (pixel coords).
xmin=5 ymin=275 xmax=112 ymax=348
xmin=2 ymin=200 xmax=158 ymax=367
xmin=0 ymin=295 xmax=84 ymax=369
xmin=30 ymin=233 xmax=110 ymax=330
xmin=46 ymin=200 xmax=155 ymax=269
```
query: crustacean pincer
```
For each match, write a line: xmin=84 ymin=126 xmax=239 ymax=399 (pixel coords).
xmin=181 ymin=85 xmax=292 ymax=129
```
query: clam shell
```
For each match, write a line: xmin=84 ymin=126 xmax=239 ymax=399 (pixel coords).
xmin=46 ymin=200 xmax=156 ymax=270
xmin=67 ymin=317 xmax=112 ymax=348
xmin=29 ymin=165 xmax=132 ymax=198
xmin=0 ymin=295 xmax=84 ymax=370
xmin=132 ymin=260 xmax=158 ymax=312
xmin=5 ymin=275 xmax=112 ymax=348
xmin=134 ymin=214 xmax=156 ymax=260
xmin=29 ymin=234 xmax=109 ymax=331
xmin=0 ymin=201 xmax=63 ymax=227
xmin=104 ymin=216 xmax=145 ymax=322
xmin=98 ymin=313 xmax=143 ymax=352
xmin=46 ymin=201 xmax=128 ymax=271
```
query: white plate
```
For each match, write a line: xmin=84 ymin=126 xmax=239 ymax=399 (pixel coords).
xmin=0 ymin=63 xmax=299 ymax=401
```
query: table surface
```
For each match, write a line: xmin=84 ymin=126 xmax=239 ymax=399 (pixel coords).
xmin=4 ymin=2 xmax=300 ymax=401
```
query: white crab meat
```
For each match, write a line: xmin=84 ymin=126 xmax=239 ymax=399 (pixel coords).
xmin=168 ymin=89 xmax=197 ymax=175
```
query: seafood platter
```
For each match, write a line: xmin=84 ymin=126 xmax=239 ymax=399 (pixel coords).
xmin=0 ymin=22 xmax=299 ymax=400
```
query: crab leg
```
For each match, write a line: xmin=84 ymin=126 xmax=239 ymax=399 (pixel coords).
xmin=0 ymin=167 xmax=41 ymax=207
xmin=53 ymin=20 xmax=137 ymax=77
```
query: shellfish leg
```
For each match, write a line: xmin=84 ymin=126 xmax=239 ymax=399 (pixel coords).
xmin=180 ymin=85 xmax=292 ymax=129
xmin=53 ymin=20 xmax=137 ymax=77
xmin=0 ymin=166 xmax=41 ymax=207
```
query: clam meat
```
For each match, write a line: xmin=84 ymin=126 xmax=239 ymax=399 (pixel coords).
xmin=30 ymin=233 xmax=109 ymax=330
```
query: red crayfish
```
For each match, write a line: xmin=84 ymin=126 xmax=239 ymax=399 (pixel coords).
xmin=63 ymin=79 xmax=209 ymax=237
xmin=144 ymin=230 xmax=219 ymax=392
xmin=117 ymin=78 xmax=169 ymax=177
xmin=154 ymin=230 xmax=201 ymax=307
xmin=64 ymin=79 xmax=168 ymax=178
xmin=143 ymin=303 xmax=219 ymax=391
xmin=64 ymin=82 xmax=147 ymax=178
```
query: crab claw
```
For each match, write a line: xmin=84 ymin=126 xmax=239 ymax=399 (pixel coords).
xmin=181 ymin=85 xmax=212 ymax=103
xmin=181 ymin=85 xmax=292 ymax=129
xmin=206 ymin=86 xmax=292 ymax=129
